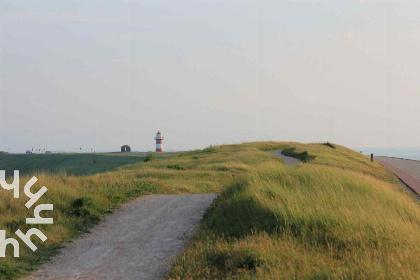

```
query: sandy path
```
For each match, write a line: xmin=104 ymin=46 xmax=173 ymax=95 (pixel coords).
xmin=375 ymin=156 xmax=420 ymax=195
xmin=26 ymin=194 xmax=217 ymax=280
xmin=267 ymin=150 xmax=302 ymax=166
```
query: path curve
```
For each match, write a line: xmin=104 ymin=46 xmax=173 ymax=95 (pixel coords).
xmin=267 ymin=150 xmax=302 ymax=166
xmin=26 ymin=194 xmax=217 ymax=280
xmin=376 ymin=156 xmax=420 ymax=195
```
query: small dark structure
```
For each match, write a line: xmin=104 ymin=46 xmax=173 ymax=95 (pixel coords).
xmin=121 ymin=145 xmax=131 ymax=152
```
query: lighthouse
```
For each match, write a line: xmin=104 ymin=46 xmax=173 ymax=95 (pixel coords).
xmin=154 ymin=130 xmax=164 ymax=152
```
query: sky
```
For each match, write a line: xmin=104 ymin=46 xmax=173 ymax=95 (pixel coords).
xmin=0 ymin=0 xmax=419 ymax=152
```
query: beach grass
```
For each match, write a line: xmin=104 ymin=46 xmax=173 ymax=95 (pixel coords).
xmin=0 ymin=142 xmax=419 ymax=279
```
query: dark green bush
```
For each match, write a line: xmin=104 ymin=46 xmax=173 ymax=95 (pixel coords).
xmin=0 ymin=263 xmax=19 ymax=279
xmin=144 ymin=153 xmax=156 ymax=162
xmin=281 ymin=148 xmax=315 ymax=163
xmin=70 ymin=196 xmax=101 ymax=221
xmin=323 ymin=142 xmax=336 ymax=149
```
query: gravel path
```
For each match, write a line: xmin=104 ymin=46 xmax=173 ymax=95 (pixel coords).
xmin=267 ymin=150 xmax=302 ymax=166
xmin=375 ymin=156 xmax=420 ymax=195
xmin=26 ymin=194 xmax=217 ymax=280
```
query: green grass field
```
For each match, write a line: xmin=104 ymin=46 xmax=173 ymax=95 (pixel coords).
xmin=0 ymin=142 xmax=419 ymax=279
xmin=0 ymin=153 xmax=150 ymax=176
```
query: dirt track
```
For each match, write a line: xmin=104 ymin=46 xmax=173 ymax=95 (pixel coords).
xmin=26 ymin=194 xmax=216 ymax=280
xmin=267 ymin=150 xmax=302 ymax=166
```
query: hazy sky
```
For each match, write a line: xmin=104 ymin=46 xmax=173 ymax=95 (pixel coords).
xmin=1 ymin=0 xmax=419 ymax=152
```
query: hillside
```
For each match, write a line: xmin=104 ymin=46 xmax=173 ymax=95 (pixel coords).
xmin=169 ymin=143 xmax=420 ymax=279
xmin=0 ymin=142 xmax=419 ymax=279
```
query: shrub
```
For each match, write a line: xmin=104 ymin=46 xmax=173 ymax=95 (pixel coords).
xmin=70 ymin=196 xmax=101 ymax=221
xmin=144 ymin=153 xmax=156 ymax=162
xmin=323 ymin=142 xmax=336 ymax=149
xmin=0 ymin=263 xmax=19 ymax=279
xmin=282 ymin=148 xmax=315 ymax=162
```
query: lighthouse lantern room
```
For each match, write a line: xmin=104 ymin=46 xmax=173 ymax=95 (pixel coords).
xmin=154 ymin=130 xmax=164 ymax=152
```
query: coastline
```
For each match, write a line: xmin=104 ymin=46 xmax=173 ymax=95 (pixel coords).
xmin=354 ymin=147 xmax=420 ymax=162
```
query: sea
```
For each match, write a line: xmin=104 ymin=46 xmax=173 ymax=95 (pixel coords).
xmin=354 ymin=147 xmax=420 ymax=161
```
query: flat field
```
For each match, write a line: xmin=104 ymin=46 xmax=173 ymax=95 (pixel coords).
xmin=0 ymin=153 xmax=149 ymax=176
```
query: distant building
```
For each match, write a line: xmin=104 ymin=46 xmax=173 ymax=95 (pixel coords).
xmin=154 ymin=130 xmax=164 ymax=152
xmin=26 ymin=150 xmax=33 ymax=154
xmin=121 ymin=145 xmax=131 ymax=152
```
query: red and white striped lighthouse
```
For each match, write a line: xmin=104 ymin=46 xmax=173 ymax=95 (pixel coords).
xmin=154 ymin=130 xmax=164 ymax=152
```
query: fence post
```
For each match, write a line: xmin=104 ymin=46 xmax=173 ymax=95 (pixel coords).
xmin=371 ymin=154 xmax=373 ymax=162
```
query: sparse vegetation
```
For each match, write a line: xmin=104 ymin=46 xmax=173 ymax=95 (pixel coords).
xmin=167 ymin=164 xmax=186 ymax=170
xmin=144 ymin=153 xmax=156 ymax=162
xmin=0 ymin=142 xmax=418 ymax=279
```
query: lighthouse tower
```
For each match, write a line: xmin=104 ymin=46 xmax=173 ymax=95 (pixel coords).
xmin=154 ymin=130 xmax=164 ymax=152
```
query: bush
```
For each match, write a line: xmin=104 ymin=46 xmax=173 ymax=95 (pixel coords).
xmin=282 ymin=148 xmax=315 ymax=162
xmin=323 ymin=142 xmax=335 ymax=149
xmin=70 ymin=196 xmax=101 ymax=221
xmin=144 ymin=153 xmax=156 ymax=162
xmin=0 ymin=263 xmax=19 ymax=279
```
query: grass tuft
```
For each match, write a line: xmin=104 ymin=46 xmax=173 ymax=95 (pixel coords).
xmin=167 ymin=164 xmax=186 ymax=170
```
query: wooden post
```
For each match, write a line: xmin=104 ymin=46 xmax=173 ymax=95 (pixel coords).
xmin=371 ymin=154 xmax=373 ymax=162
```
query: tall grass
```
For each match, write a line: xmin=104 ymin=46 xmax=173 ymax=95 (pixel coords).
xmin=1 ymin=142 xmax=418 ymax=279
xmin=0 ymin=143 xmax=269 ymax=278
xmin=169 ymin=143 xmax=420 ymax=279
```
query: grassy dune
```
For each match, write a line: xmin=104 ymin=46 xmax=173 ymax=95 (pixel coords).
xmin=0 ymin=145 xmax=263 ymax=278
xmin=169 ymin=143 xmax=419 ymax=279
xmin=0 ymin=142 xmax=419 ymax=279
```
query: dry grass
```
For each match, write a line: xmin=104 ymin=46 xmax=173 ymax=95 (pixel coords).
xmin=169 ymin=143 xmax=420 ymax=279
xmin=0 ymin=143 xmax=269 ymax=277
xmin=1 ymin=142 xmax=419 ymax=279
